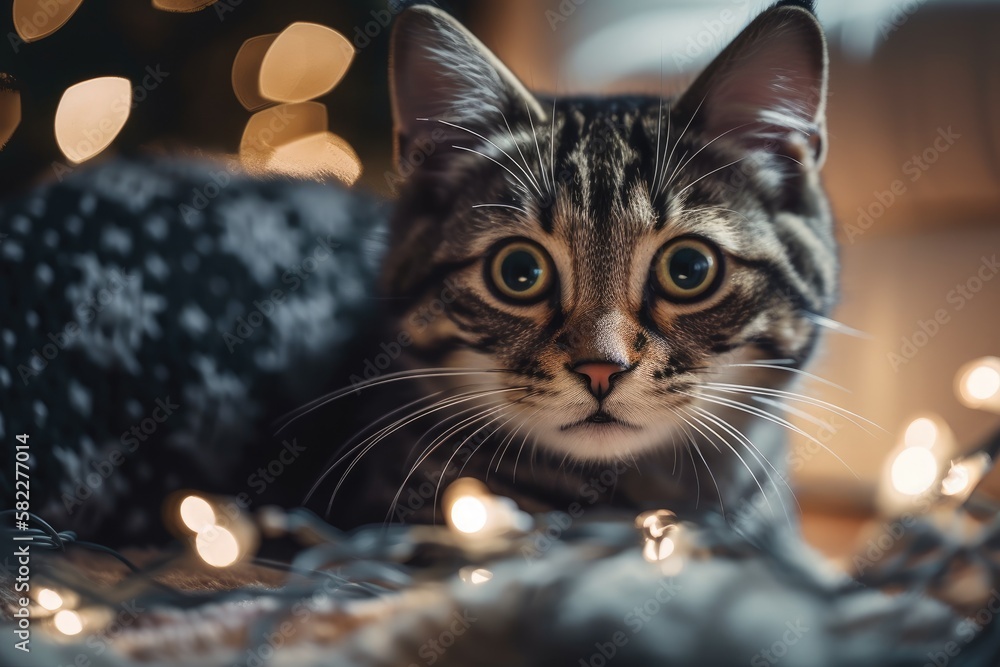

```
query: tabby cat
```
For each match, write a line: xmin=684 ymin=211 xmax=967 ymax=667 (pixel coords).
xmin=1 ymin=0 xmax=835 ymax=542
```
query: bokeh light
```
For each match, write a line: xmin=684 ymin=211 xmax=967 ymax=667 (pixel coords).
xmin=13 ymin=0 xmax=85 ymax=42
xmin=179 ymin=495 xmax=216 ymax=533
xmin=195 ymin=525 xmax=241 ymax=567
xmin=890 ymin=447 xmax=939 ymax=496
xmin=259 ymin=22 xmax=354 ymax=104
xmin=54 ymin=76 xmax=131 ymax=164
xmin=36 ymin=588 xmax=63 ymax=611
xmin=53 ymin=610 xmax=83 ymax=635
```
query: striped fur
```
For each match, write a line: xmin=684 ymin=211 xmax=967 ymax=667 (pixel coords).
xmin=360 ymin=2 xmax=836 ymax=524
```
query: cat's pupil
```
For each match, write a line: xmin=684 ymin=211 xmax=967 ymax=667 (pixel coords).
xmin=670 ymin=248 xmax=711 ymax=289
xmin=501 ymin=250 xmax=541 ymax=292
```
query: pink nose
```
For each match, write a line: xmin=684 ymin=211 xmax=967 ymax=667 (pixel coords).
xmin=573 ymin=362 xmax=628 ymax=398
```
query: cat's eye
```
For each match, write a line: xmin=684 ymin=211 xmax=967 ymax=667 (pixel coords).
xmin=652 ymin=237 xmax=722 ymax=302
xmin=486 ymin=239 xmax=554 ymax=303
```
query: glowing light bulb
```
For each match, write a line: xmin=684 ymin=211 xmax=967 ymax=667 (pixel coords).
xmin=642 ymin=536 xmax=676 ymax=562
xmin=195 ymin=526 xmax=241 ymax=567
xmin=966 ymin=366 xmax=1000 ymax=400
xmin=957 ymin=358 xmax=1000 ymax=415
xmin=36 ymin=588 xmax=63 ymax=611
xmin=891 ymin=447 xmax=939 ymax=496
xmin=53 ymin=610 xmax=83 ymax=635
xmin=179 ymin=495 xmax=216 ymax=533
xmin=450 ymin=496 xmax=489 ymax=534
xmin=903 ymin=417 xmax=938 ymax=449
xmin=459 ymin=566 xmax=494 ymax=584
xmin=54 ymin=77 xmax=131 ymax=164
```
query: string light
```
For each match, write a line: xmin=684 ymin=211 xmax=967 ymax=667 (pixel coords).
xmin=956 ymin=357 xmax=1000 ymax=413
xmin=194 ymin=525 xmax=241 ymax=568
xmin=36 ymin=588 xmax=63 ymax=611
xmin=635 ymin=509 xmax=684 ymax=569
xmin=54 ymin=76 xmax=131 ymax=164
xmin=179 ymin=495 xmax=216 ymax=533
xmin=891 ymin=447 xmax=939 ymax=496
xmin=450 ymin=496 xmax=489 ymax=534
xmin=459 ymin=566 xmax=494 ymax=585
xmin=443 ymin=478 xmax=530 ymax=538
xmin=940 ymin=452 xmax=992 ymax=502
xmin=879 ymin=414 xmax=955 ymax=513
xmin=53 ymin=610 xmax=83 ymax=636
xmin=12 ymin=0 xmax=84 ymax=42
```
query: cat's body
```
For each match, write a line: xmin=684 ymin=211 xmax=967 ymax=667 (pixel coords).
xmin=2 ymin=1 xmax=835 ymax=543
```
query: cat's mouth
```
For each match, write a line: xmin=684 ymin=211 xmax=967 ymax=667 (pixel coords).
xmin=559 ymin=410 xmax=638 ymax=431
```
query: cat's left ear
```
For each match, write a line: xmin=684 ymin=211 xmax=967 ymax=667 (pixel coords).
xmin=676 ymin=0 xmax=829 ymax=167
xmin=389 ymin=5 xmax=546 ymax=171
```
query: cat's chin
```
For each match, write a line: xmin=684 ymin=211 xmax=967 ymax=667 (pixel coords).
xmin=533 ymin=421 xmax=679 ymax=463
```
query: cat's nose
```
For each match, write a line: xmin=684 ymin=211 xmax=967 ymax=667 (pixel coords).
xmin=572 ymin=361 xmax=629 ymax=399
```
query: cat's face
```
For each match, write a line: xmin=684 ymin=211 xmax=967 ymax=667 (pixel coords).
xmin=383 ymin=3 xmax=836 ymax=462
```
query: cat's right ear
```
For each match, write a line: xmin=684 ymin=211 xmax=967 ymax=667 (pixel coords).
xmin=389 ymin=5 xmax=545 ymax=174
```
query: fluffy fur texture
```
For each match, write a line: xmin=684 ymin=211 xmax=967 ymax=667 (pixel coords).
xmin=336 ymin=2 xmax=838 ymax=526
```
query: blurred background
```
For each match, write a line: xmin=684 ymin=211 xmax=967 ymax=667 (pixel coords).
xmin=1 ymin=0 xmax=999 ymax=562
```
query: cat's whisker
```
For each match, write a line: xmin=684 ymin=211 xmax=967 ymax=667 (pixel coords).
xmin=690 ymin=388 xmax=860 ymax=479
xmin=717 ymin=362 xmax=849 ymax=392
xmin=803 ymin=311 xmax=873 ymax=339
xmin=651 ymin=96 xmax=664 ymax=196
xmin=701 ymin=382 xmax=883 ymax=434
xmin=303 ymin=384 xmax=495 ymax=505
xmin=662 ymin=122 xmax=753 ymax=196
xmin=490 ymin=404 xmax=537 ymax=474
xmin=657 ymin=93 xmax=705 ymax=196
xmin=389 ymin=398 xmax=519 ymax=525
xmin=321 ymin=386 xmax=529 ymax=515
xmin=674 ymin=156 xmax=752 ymax=201
xmin=456 ymin=408 xmax=523 ymax=480
xmin=432 ymin=403 xmax=530 ymax=522
xmin=451 ymin=144 xmax=533 ymax=198
xmin=680 ymin=405 xmax=774 ymax=515
xmin=750 ymin=394 xmax=842 ymax=432
xmin=673 ymin=409 xmax=726 ymax=519
xmin=500 ymin=109 xmax=546 ymax=199
xmin=472 ymin=203 xmax=530 ymax=215
xmin=687 ymin=404 xmax=799 ymax=525
xmin=512 ymin=406 xmax=545 ymax=485
xmin=419 ymin=117 xmax=543 ymax=199
xmin=548 ymin=96 xmax=557 ymax=197
xmin=524 ymin=100 xmax=550 ymax=196
xmin=275 ymin=367 xmax=509 ymax=434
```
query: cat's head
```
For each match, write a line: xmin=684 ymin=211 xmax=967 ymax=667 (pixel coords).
xmin=381 ymin=1 xmax=836 ymax=462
